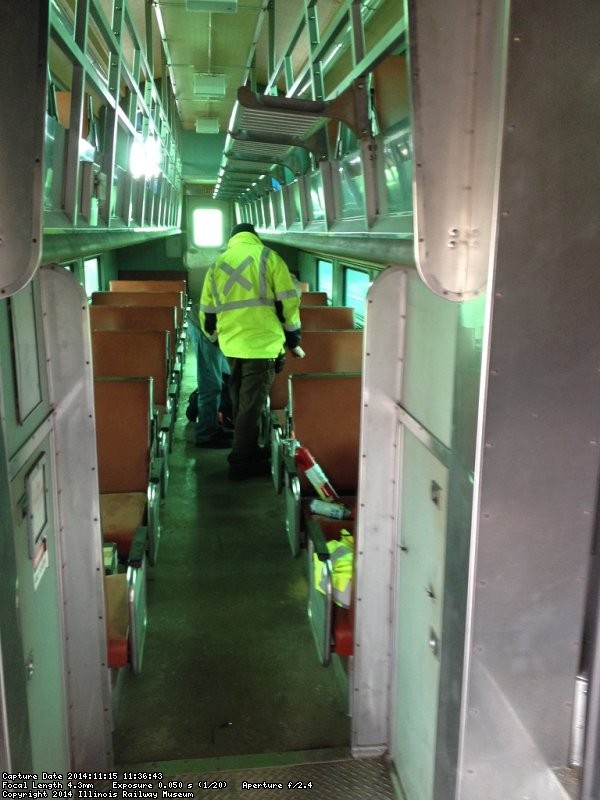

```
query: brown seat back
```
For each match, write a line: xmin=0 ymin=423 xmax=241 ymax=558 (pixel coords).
xmin=300 ymin=306 xmax=355 ymax=331
xmin=290 ymin=373 xmax=361 ymax=496
xmin=90 ymin=305 xmax=178 ymax=361
xmin=91 ymin=330 xmax=170 ymax=407
xmin=91 ymin=290 xmax=183 ymax=328
xmin=270 ymin=330 xmax=363 ymax=410
xmin=94 ymin=377 xmax=152 ymax=493
xmin=109 ymin=279 xmax=187 ymax=308
xmin=301 ymin=291 xmax=328 ymax=306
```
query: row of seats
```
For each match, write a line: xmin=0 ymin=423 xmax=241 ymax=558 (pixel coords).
xmin=89 ymin=278 xmax=188 ymax=675
xmin=265 ymin=295 xmax=364 ymax=668
xmin=96 ymin=278 xmax=361 ymax=674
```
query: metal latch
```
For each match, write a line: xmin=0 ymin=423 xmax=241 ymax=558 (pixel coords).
xmin=24 ymin=651 xmax=34 ymax=681
xmin=428 ymin=628 xmax=440 ymax=659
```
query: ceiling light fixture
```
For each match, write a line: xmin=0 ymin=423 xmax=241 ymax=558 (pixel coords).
xmin=193 ymin=73 xmax=227 ymax=97
xmin=195 ymin=118 xmax=220 ymax=134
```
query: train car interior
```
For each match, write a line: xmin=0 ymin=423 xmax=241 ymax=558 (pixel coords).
xmin=0 ymin=1 xmax=598 ymax=799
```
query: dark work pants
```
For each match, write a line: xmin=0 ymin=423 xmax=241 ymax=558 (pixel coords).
xmin=227 ymin=358 xmax=275 ymax=466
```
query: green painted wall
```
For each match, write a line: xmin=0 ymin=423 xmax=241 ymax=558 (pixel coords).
xmin=180 ymin=131 xmax=226 ymax=182
xmin=114 ymin=235 xmax=185 ymax=274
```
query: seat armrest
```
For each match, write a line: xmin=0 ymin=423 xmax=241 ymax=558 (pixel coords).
xmin=284 ymin=473 xmax=302 ymax=556
xmin=269 ymin=411 xmax=282 ymax=428
xmin=306 ymin=516 xmax=330 ymax=559
xmin=146 ymin=482 xmax=161 ymax=566
xmin=126 ymin=560 xmax=147 ymax=675
xmin=150 ymin=454 xmax=168 ymax=500
xmin=127 ymin=526 xmax=148 ymax=568
xmin=282 ymin=445 xmax=298 ymax=476
xmin=270 ymin=425 xmax=284 ymax=494
xmin=306 ymin=518 xmax=334 ymax=667
xmin=160 ymin=411 xmax=172 ymax=434
xmin=150 ymin=456 xmax=163 ymax=485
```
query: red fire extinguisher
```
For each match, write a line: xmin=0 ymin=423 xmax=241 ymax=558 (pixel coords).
xmin=294 ymin=443 xmax=340 ymax=502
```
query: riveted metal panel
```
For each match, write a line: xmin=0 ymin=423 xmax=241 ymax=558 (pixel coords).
xmin=0 ymin=403 xmax=31 ymax=771
xmin=39 ymin=265 xmax=112 ymax=768
xmin=0 ymin=0 xmax=48 ymax=296
xmin=458 ymin=0 xmax=600 ymax=796
xmin=402 ymin=273 xmax=459 ymax=448
xmin=406 ymin=0 xmax=509 ymax=300
xmin=9 ymin=433 xmax=70 ymax=772
xmin=0 ymin=279 xmax=50 ymax=456
xmin=392 ymin=428 xmax=449 ymax=800
xmin=353 ymin=266 xmax=406 ymax=754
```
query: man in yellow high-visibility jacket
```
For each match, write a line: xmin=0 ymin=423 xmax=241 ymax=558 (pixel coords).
xmin=200 ymin=223 xmax=302 ymax=480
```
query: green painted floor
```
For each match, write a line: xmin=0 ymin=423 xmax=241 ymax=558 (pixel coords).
xmin=112 ymin=351 xmax=351 ymax=765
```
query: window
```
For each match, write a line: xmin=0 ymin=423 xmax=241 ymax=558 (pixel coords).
xmin=343 ymin=267 xmax=371 ymax=327
xmin=317 ymin=259 xmax=333 ymax=303
xmin=83 ymin=258 xmax=100 ymax=299
xmin=192 ymin=208 xmax=224 ymax=247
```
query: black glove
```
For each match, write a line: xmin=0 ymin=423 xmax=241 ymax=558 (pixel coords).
xmin=284 ymin=330 xmax=301 ymax=350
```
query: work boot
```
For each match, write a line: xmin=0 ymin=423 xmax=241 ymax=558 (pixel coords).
xmin=186 ymin=389 xmax=198 ymax=422
xmin=228 ymin=460 xmax=271 ymax=480
xmin=218 ymin=411 xmax=235 ymax=431
xmin=196 ymin=429 xmax=233 ymax=449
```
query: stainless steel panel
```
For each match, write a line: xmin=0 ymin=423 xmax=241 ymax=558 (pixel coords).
xmin=354 ymin=259 xmax=484 ymax=792
xmin=9 ymin=435 xmax=70 ymax=772
xmin=39 ymin=265 xmax=113 ymax=769
xmin=406 ymin=0 xmax=508 ymax=299
xmin=583 ymin=592 xmax=600 ymax=799
xmin=10 ymin=288 xmax=44 ymax=424
xmin=0 ymin=413 xmax=31 ymax=771
xmin=352 ymin=266 xmax=406 ymax=753
xmin=433 ymin=294 xmax=485 ymax=800
xmin=392 ymin=428 xmax=449 ymax=800
xmin=0 ymin=280 xmax=51 ymax=457
xmin=0 ymin=634 xmax=10 ymax=771
xmin=568 ymin=673 xmax=587 ymax=768
xmin=262 ymin=231 xmax=415 ymax=268
xmin=459 ymin=660 xmax=572 ymax=800
xmin=402 ymin=272 xmax=459 ymax=449
xmin=0 ymin=0 xmax=48 ymax=296
xmin=458 ymin=0 xmax=600 ymax=794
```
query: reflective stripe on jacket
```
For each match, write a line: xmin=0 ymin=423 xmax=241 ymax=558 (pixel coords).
xmin=313 ymin=533 xmax=354 ymax=608
xmin=199 ymin=231 xmax=301 ymax=359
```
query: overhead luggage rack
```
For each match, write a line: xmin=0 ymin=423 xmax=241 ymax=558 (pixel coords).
xmin=215 ymin=82 xmax=371 ymax=201
xmin=216 ymin=148 xmax=302 ymax=199
xmin=216 ymin=152 xmax=297 ymax=200
xmin=232 ymin=85 xmax=333 ymax=159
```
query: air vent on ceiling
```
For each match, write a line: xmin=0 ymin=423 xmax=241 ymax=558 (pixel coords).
xmin=195 ymin=118 xmax=220 ymax=134
xmin=186 ymin=0 xmax=238 ymax=11
xmin=193 ymin=73 xmax=227 ymax=97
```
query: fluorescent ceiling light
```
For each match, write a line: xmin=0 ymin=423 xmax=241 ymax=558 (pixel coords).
xmin=195 ymin=118 xmax=220 ymax=134
xmin=193 ymin=73 xmax=227 ymax=97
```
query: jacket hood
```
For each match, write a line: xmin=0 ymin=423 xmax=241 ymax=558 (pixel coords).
xmin=228 ymin=231 xmax=261 ymax=246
